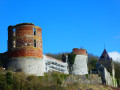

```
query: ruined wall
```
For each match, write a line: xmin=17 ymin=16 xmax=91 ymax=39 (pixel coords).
xmin=8 ymin=23 xmax=43 ymax=58
xmin=98 ymin=66 xmax=117 ymax=87
xmin=73 ymin=48 xmax=87 ymax=56
xmin=104 ymin=68 xmax=117 ymax=87
xmin=71 ymin=48 xmax=88 ymax=75
xmin=7 ymin=57 xmax=45 ymax=76
xmin=7 ymin=23 xmax=45 ymax=76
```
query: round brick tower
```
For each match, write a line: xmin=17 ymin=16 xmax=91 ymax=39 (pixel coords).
xmin=8 ymin=23 xmax=43 ymax=58
xmin=7 ymin=23 xmax=45 ymax=76
xmin=71 ymin=48 xmax=88 ymax=75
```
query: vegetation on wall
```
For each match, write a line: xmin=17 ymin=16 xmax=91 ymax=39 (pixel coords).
xmin=114 ymin=61 xmax=120 ymax=87
xmin=114 ymin=61 xmax=120 ymax=79
xmin=68 ymin=52 xmax=76 ymax=65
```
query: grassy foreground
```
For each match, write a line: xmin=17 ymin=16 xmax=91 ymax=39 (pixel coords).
xmin=0 ymin=68 xmax=112 ymax=90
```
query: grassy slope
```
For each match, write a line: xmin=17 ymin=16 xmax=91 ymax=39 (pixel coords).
xmin=0 ymin=68 xmax=113 ymax=90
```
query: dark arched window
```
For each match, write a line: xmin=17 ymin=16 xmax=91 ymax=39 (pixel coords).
xmin=34 ymin=39 xmax=37 ymax=47
xmin=33 ymin=28 xmax=36 ymax=35
xmin=13 ymin=40 xmax=16 ymax=48
xmin=13 ymin=28 xmax=16 ymax=36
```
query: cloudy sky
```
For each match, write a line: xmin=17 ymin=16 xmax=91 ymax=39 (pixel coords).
xmin=109 ymin=52 xmax=120 ymax=62
xmin=0 ymin=0 xmax=120 ymax=57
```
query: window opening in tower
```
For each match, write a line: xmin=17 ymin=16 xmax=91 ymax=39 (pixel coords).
xmin=34 ymin=39 xmax=37 ymax=47
xmin=13 ymin=28 xmax=16 ymax=37
xmin=33 ymin=28 xmax=36 ymax=35
xmin=13 ymin=40 xmax=16 ymax=48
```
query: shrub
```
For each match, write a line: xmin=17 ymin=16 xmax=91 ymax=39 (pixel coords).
xmin=6 ymin=72 xmax=13 ymax=85
xmin=85 ymin=74 xmax=89 ymax=79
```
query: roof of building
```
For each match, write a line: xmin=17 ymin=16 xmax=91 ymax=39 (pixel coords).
xmin=99 ymin=49 xmax=111 ymax=60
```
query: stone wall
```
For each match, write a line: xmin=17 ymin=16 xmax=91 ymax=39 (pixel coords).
xmin=71 ymin=55 xmax=88 ymax=75
xmin=7 ymin=57 xmax=45 ymax=76
xmin=98 ymin=65 xmax=117 ymax=87
xmin=104 ymin=68 xmax=117 ymax=87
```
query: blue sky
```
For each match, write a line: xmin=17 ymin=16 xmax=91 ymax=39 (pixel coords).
xmin=0 ymin=0 xmax=120 ymax=57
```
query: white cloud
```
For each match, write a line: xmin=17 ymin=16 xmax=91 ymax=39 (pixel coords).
xmin=108 ymin=52 xmax=120 ymax=62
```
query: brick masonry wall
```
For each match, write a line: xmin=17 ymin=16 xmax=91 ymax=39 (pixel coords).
xmin=73 ymin=48 xmax=87 ymax=56
xmin=8 ymin=23 xmax=43 ymax=58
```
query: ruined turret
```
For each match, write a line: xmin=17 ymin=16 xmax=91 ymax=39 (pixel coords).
xmin=7 ymin=23 xmax=45 ymax=76
xmin=70 ymin=48 xmax=88 ymax=75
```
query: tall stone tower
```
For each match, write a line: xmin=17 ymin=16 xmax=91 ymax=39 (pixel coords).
xmin=7 ymin=23 xmax=45 ymax=76
xmin=71 ymin=48 xmax=88 ymax=75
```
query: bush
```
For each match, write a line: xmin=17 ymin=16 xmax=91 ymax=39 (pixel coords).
xmin=85 ymin=74 xmax=89 ymax=79
xmin=0 ymin=74 xmax=7 ymax=89
xmin=6 ymin=72 xmax=13 ymax=85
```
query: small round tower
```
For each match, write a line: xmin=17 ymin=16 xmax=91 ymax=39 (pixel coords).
xmin=7 ymin=23 xmax=45 ymax=76
xmin=73 ymin=48 xmax=87 ymax=56
xmin=71 ymin=48 xmax=88 ymax=75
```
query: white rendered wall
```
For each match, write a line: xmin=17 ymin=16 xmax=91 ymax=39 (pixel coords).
xmin=72 ymin=55 xmax=88 ymax=75
xmin=7 ymin=57 xmax=45 ymax=76
xmin=43 ymin=55 xmax=69 ymax=74
xmin=104 ymin=67 xmax=117 ymax=87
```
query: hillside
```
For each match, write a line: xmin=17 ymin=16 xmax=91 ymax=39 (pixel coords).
xmin=0 ymin=68 xmax=114 ymax=90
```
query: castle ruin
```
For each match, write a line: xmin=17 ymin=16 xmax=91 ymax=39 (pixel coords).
xmin=1 ymin=22 xmax=117 ymax=87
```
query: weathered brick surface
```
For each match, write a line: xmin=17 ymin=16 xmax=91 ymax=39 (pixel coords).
xmin=8 ymin=23 xmax=43 ymax=58
xmin=8 ymin=49 xmax=43 ymax=58
xmin=73 ymin=48 xmax=87 ymax=56
xmin=16 ymin=26 xmax=34 ymax=37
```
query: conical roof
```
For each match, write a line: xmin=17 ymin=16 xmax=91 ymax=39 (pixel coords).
xmin=99 ymin=49 xmax=110 ymax=60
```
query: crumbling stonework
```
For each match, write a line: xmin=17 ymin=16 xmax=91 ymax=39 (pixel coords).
xmin=8 ymin=23 xmax=43 ymax=58
xmin=71 ymin=48 xmax=88 ymax=75
xmin=7 ymin=23 xmax=44 ymax=76
xmin=7 ymin=57 xmax=45 ymax=76
xmin=97 ymin=65 xmax=117 ymax=87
